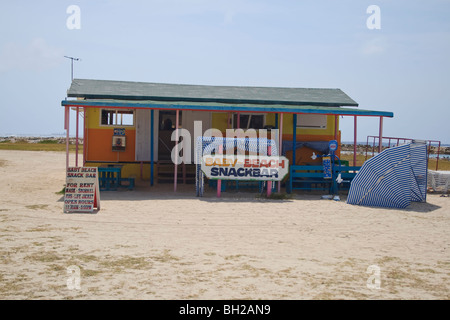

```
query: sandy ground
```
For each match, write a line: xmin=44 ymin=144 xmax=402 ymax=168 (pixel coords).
xmin=0 ymin=150 xmax=448 ymax=300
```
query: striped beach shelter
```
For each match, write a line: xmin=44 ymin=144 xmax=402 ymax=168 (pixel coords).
xmin=347 ymin=142 xmax=427 ymax=208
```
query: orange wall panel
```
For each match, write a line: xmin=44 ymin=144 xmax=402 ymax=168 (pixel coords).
xmin=85 ymin=128 xmax=136 ymax=162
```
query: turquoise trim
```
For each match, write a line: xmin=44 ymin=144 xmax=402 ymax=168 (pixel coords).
xmin=62 ymin=99 xmax=394 ymax=117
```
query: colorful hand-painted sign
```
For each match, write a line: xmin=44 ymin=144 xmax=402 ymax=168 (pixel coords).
xmin=112 ymin=128 xmax=126 ymax=152
xmin=64 ymin=167 xmax=100 ymax=213
xmin=201 ymin=155 xmax=289 ymax=181
xmin=329 ymin=140 xmax=338 ymax=152
xmin=113 ymin=128 xmax=126 ymax=136
xmin=322 ymin=156 xmax=332 ymax=179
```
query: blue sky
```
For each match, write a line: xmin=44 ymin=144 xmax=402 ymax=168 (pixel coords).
xmin=0 ymin=0 xmax=449 ymax=143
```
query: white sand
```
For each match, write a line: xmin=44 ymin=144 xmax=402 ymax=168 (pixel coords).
xmin=0 ymin=150 xmax=448 ymax=299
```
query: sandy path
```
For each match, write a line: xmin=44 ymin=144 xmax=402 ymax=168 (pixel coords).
xmin=0 ymin=150 xmax=448 ymax=299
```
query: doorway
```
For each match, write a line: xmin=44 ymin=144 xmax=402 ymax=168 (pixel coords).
xmin=158 ymin=111 xmax=182 ymax=161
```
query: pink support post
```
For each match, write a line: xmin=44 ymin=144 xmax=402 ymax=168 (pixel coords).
xmin=278 ymin=113 xmax=283 ymax=193
xmin=65 ymin=106 xmax=70 ymax=172
xmin=334 ymin=115 xmax=338 ymax=140
xmin=174 ymin=110 xmax=179 ymax=192
xmin=267 ymin=145 xmax=272 ymax=197
xmin=436 ymin=142 xmax=441 ymax=171
xmin=83 ymin=108 xmax=87 ymax=166
xmin=237 ymin=112 xmax=240 ymax=129
xmin=365 ymin=136 xmax=369 ymax=161
xmin=76 ymin=107 xmax=79 ymax=167
xmin=217 ymin=145 xmax=222 ymax=198
xmin=373 ymin=136 xmax=376 ymax=157
xmin=353 ymin=116 xmax=357 ymax=166
xmin=428 ymin=141 xmax=432 ymax=166
xmin=378 ymin=116 xmax=384 ymax=153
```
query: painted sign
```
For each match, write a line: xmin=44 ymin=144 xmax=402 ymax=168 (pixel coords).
xmin=322 ymin=156 xmax=332 ymax=179
xmin=329 ymin=140 xmax=338 ymax=152
xmin=201 ymin=155 xmax=289 ymax=181
xmin=64 ymin=167 xmax=100 ymax=213
xmin=113 ymin=128 xmax=126 ymax=136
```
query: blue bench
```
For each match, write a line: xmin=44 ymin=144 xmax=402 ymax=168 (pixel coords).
xmin=287 ymin=165 xmax=361 ymax=193
xmin=120 ymin=177 xmax=135 ymax=190
xmin=98 ymin=166 xmax=135 ymax=191
xmin=209 ymin=179 xmax=264 ymax=192
xmin=337 ymin=166 xmax=361 ymax=190
xmin=208 ymin=179 xmax=277 ymax=193
xmin=98 ymin=166 xmax=122 ymax=191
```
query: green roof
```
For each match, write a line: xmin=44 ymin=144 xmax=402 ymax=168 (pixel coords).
xmin=61 ymin=99 xmax=393 ymax=117
xmin=67 ymin=78 xmax=359 ymax=107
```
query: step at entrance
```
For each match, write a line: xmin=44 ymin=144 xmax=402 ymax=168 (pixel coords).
xmin=156 ymin=161 xmax=196 ymax=184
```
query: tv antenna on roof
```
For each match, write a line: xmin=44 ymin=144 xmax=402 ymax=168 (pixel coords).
xmin=64 ymin=56 xmax=81 ymax=81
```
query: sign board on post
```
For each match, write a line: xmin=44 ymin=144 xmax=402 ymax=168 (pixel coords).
xmin=322 ymin=156 xmax=332 ymax=179
xmin=201 ymin=155 xmax=289 ymax=181
xmin=64 ymin=167 xmax=100 ymax=213
xmin=329 ymin=140 xmax=338 ymax=153
xmin=112 ymin=128 xmax=126 ymax=152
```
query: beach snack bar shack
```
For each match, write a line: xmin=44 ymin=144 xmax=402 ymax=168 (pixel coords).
xmin=61 ymin=79 xmax=393 ymax=192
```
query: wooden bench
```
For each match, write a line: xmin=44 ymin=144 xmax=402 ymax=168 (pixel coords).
xmin=287 ymin=165 xmax=361 ymax=193
xmin=98 ymin=166 xmax=135 ymax=191
xmin=208 ymin=179 xmax=266 ymax=193
xmin=287 ymin=165 xmax=332 ymax=193
xmin=336 ymin=166 xmax=361 ymax=190
xmin=98 ymin=166 xmax=122 ymax=191
xmin=120 ymin=176 xmax=135 ymax=190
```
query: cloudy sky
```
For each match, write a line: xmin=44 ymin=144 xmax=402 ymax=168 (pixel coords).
xmin=0 ymin=0 xmax=449 ymax=143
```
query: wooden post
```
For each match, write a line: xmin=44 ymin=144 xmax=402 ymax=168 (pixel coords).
xmin=378 ymin=116 xmax=383 ymax=153
xmin=150 ymin=109 xmax=154 ymax=186
xmin=334 ymin=115 xmax=338 ymax=140
xmin=353 ymin=116 xmax=357 ymax=166
xmin=292 ymin=114 xmax=297 ymax=166
xmin=174 ymin=110 xmax=179 ymax=192
xmin=83 ymin=108 xmax=87 ymax=167
xmin=267 ymin=145 xmax=272 ymax=197
xmin=237 ymin=112 xmax=240 ymax=129
xmin=75 ymin=107 xmax=79 ymax=167
xmin=217 ymin=145 xmax=222 ymax=198
xmin=65 ymin=106 xmax=70 ymax=172
xmin=278 ymin=113 xmax=283 ymax=193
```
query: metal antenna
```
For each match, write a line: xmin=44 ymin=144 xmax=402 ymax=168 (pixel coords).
xmin=64 ymin=56 xmax=81 ymax=81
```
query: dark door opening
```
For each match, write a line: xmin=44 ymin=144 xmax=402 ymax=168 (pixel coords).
xmin=158 ymin=111 xmax=182 ymax=161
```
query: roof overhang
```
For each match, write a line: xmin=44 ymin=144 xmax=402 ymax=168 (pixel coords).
xmin=67 ymin=79 xmax=359 ymax=107
xmin=61 ymin=99 xmax=394 ymax=117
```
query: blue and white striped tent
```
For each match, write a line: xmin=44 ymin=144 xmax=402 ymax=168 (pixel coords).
xmin=347 ymin=142 xmax=427 ymax=208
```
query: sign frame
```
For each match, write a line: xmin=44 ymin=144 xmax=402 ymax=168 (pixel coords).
xmin=64 ymin=167 xmax=101 ymax=213
xmin=201 ymin=155 xmax=289 ymax=181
